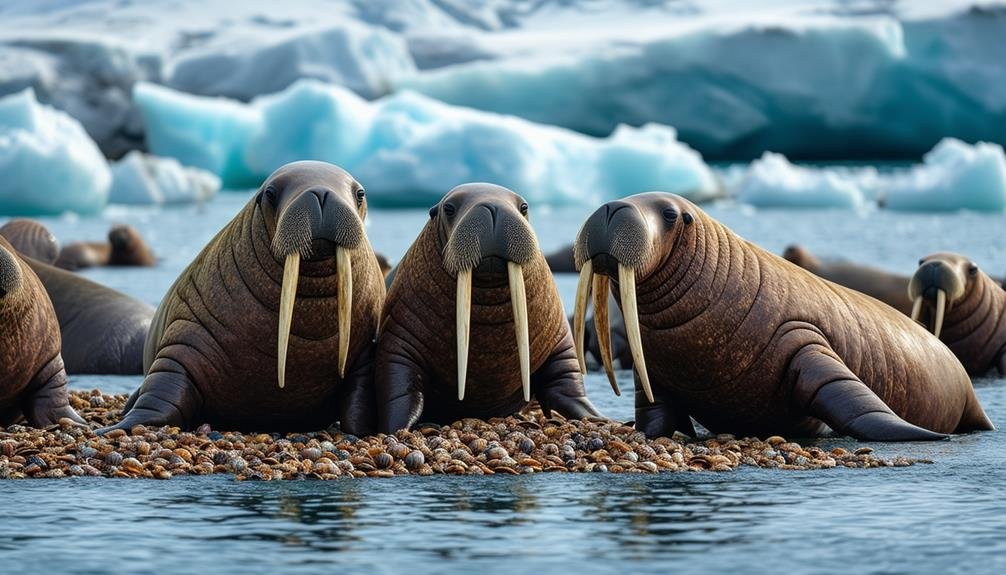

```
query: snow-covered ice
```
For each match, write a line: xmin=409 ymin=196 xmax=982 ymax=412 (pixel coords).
xmin=136 ymin=80 xmax=719 ymax=205
xmin=109 ymin=152 xmax=220 ymax=206
xmin=736 ymin=152 xmax=866 ymax=209
xmin=883 ymin=139 xmax=1006 ymax=213
xmin=0 ymin=88 xmax=109 ymax=216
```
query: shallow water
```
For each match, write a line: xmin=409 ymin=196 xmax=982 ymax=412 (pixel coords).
xmin=2 ymin=195 xmax=1005 ymax=574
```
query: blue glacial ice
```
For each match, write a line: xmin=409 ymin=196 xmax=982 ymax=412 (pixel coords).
xmin=0 ymin=88 xmax=110 ymax=216
xmin=736 ymin=152 xmax=866 ymax=209
xmin=109 ymin=152 xmax=220 ymax=206
xmin=135 ymin=80 xmax=719 ymax=205
xmin=883 ymin=139 xmax=1006 ymax=213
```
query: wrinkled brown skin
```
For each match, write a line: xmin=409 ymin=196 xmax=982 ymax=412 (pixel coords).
xmin=0 ymin=237 xmax=85 ymax=427
xmin=910 ymin=253 xmax=1006 ymax=376
xmin=0 ymin=219 xmax=60 ymax=264
xmin=575 ymin=193 xmax=992 ymax=441
xmin=101 ymin=161 xmax=385 ymax=434
xmin=783 ymin=244 xmax=914 ymax=316
xmin=55 ymin=225 xmax=155 ymax=271
xmin=376 ymin=184 xmax=599 ymax=433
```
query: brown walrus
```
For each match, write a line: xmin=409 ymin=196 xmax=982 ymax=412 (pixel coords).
xmin=0 ymin=237 xmax=85 ymax=427
xmin=100 ymin=161 xmax=385 ymax=434
xmin=909 ymin=253 xmax=1006 ymax=376
xmin=0 ymin=219 xmax=60 ymax=264
xmin=55 ymin=224 xmax=156 ymax=271
xmin=782 ymin=244 xmax=914 ymax=315
xmin=571 ymin=192 xmax=992 ymax=441
xmin=375 ymin=183 xmax=599 ymax=433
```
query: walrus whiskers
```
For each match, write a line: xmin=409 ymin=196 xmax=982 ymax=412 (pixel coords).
xmin=277 ymin=252 xmax=300 ymax=389
xmin=456 ymin=267 xmax=472 ymax=400
xmin=619 ymin=263 xmax=654 ymax=403
xmin=508 ymin=262 xmax=531 ymax=402
xmin=337 ymin=246 xmax=353 ymax=378
xmin=573 ymin=260 xmax=593 ymax=374
xmin=592 ymin=274 xmax=619 ymax=396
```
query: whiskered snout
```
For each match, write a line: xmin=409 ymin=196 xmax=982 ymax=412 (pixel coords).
xmin=271 ymin=188 xmax=363 ymax=261
xmin=0 ymin=245 xmax=22 ymax=301
xmin=908 ymin=260 xmax=966 ymax=339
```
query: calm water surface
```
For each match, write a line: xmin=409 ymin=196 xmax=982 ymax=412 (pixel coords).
xmin=1 ymin=195 xmax=1004 ymax=574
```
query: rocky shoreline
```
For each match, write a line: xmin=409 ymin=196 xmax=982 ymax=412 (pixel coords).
xmin=0 ymin=390 xmax=929 ymax=480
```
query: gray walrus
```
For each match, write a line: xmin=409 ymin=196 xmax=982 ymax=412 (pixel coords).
xmin=909 ymin=252 xmax=1006 ymax=376
xmin=375 ymin=184 xmax=599 ymax=432
xmin=0 ymin=237 xmax=85 ymax=427
xmin=572 ymin=192 xmax=992 ymax=441
xmin=101 ymin=161 xmax=385 ymax=434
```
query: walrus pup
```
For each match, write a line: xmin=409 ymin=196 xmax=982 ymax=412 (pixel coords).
xmin=0 ymin=238 xmax=85 ymax=427
xmin=55 ymin=224 xmax=156 ymax=270
xmin=376 ymin=184 xmax=599 ymax=433
xmin=909 ymin=253 xmax=1006 ymax=376
xmin=0 ymin=219 xmax=60 ymax=264
xmin=103 ymin=161 xmax=385 ymax=434
xmin=783 ymin=244 xmax=914 ymax=315
xmin=573 ymin=192 xmax=992 ymax=441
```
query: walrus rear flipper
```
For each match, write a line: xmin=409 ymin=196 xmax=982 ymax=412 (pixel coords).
xmin=532 ymin=335 xmax=602 ymax=420
xmin=634 ymin=372 xmax=696 ymax=439
xmin=791 ymin=346 xmax=947 ymax=442
xmin=23 ymin=356 xmax=85 ymax=427
xmin=98 ymin=358 xmax=202 ymax=433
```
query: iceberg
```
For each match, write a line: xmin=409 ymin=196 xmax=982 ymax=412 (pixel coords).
xmin=735 ymin=152 xmax=865 ymax=209
xmin=109 ymin=151 xmax=220 ymax=205
xmin=136 ymin=80 xmax=719 ymax=205
xmin=0 ymin=88 xmax=110 ymax=216
xmin=883 ymin=139 xmax=1006 ymax=213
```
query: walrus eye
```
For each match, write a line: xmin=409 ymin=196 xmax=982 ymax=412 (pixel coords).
xmin=969 ymin=264 xmax=979 ymax=277
xmin=444 ymin=203 xmax=456 ymax=217
xmin=264 ymin=186 xmax=278 ymax=207
xmin=682 ymin=212 xmax=693 ymax=225
xmin=662 ymin=208 xmax=677 ymax=224
xmin=519 ymin=202 xmax=528 ymax=216
xmin=355 ymin=188 xmax=366 ymax=205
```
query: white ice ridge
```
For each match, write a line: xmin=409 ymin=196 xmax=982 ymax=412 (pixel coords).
xmin=135 ymin=80 xmax=719 ymax=205
xmin=110 ymin=152 xmax=221 ymax=206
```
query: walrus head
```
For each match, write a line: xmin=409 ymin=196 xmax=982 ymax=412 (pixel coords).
xmin=108 ymin=224 xmax=155 ymax=266
xmin=782 ymin=244 xmax=821 ymax=272
xmin=256 ymin=161 xmax=367 ymax=388
xmin=430 ymin=183 xmax=538 ymax=403
xmin=0 ymin=241 xmax=24 ymax=305
xmin=0 ymin=219 xmax=60 ymax=265
xmin=571 ymin=192 xmax=697 ymax=403
xmin=908 ymin=252 xmax=977 ymax=338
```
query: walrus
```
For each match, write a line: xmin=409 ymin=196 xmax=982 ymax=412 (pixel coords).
xmin=0 ymin=237 xmax=85 ymax=427
xmin=101 ymin=161 xmax=385 ymax=434
xmin=544 ymin=243 xmax=577 ymax=274
xmin=783 ymin=244 xmax=914 ymax=315
xmin=375 ymin=184 xmax=600 ymax=433
xmin=572 ymin=192 xmax=992 ymax=441
xmin=909 ymin=253 xmax=1006 ymax=376
xmin=0 ymin=219 xmax=60 ymax=264
xmin=55 ymin=224 xmax=156 ymax=270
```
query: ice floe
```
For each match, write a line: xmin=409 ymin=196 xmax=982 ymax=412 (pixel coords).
xmin=109 ymin=152 xmax=220 ymax=206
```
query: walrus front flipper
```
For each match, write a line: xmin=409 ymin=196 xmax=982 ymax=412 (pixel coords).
xmin=634 ymin=372 xmax=695 ymax=439
xmin=791 ymin=346 xmax=947 ymax=441
xmin=376 ymin=345 xmax=426 ymax=434
xmin=22 ymin=356 xmax=85 ymax=427
xmin=532 ymin=335 xmax=602 ymax=420
xmin=339 ymin=344 xmax=377 ymax=437
xmin=98 ymin=358 xmax=202 ymax=433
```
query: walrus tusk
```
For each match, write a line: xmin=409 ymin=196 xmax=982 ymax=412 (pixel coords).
xmin=277 ymin=252 xmax=301 ymax=389
xmin=619 ymin=263 xmax=654 ymax=403
xmin=910 ymin=296 xmax=923 ymax=323
xmin=573 ymin=260 xmax=593 ymax=374
xmin=508 ymin=262 xmax=531 ymax=402
xmin=933 ymin=288 xmax=946 ymax=339
xmin=456 ymin=267 xmax=472 ymax=401
xmin=592 ymin=274 xmax=620 ymax=396
xmin=337 ymin=246 xmax=353 ymax=378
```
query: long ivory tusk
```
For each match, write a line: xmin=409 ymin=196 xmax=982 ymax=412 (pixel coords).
xmin=277 ymin=252 xmax=301 ymax=389
xmin=456 ymin=267 xmax=472 ymax=401
xmin=508 ymin=262 xmax=531 ymax=402
xmin=573 ymin=260 xmax=593 ymax=374
xmin=336 ymin=246 xmax=353 ymax=378
xmin=933 ymin=289 xmax=946 ymax=339
xmin=592 ymin=274 xmax=620 ymax=396
xmin=910 ymin=296 xmax=923 ymax=322
xmin=619 ymin=264 xmax=654 ymax=403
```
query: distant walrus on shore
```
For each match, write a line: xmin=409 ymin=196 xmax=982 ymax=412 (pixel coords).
xmin=572 ymin=192 xmax=992 ymax=441
xmin=101 ymin=161 xmax=385 ymax=434
xmin=0 ymin=237 xmax=85 ymax=427
xmin=375 ymin=184 xmax=600 ymax=433
xmin=55 ymin=224 xmax=156 ymax=270
xmin=783 ymin=244 xmax=914 ymax=315
xmin=909 ymin=253 xmax=1006 ymax=376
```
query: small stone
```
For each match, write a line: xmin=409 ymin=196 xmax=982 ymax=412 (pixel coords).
xmin=588 ymin=437 xmax=605 ymax=451
xmin=766 ymin=436 xmax=786 ymax=445
xmin=486 ymin=447 xmax=507 ymax=460
xmin=374 ymin=453 xmax=394 ymax=469
xmin=519 ymin=437 xmax=535 ymax=454
xmin=195 ymin=423 xmax=212 ymax=434
xmin=104 ymin=452 xmax=123 ymax=467
xmin=405 ymin=450 xmax=425 ymax=470
xmin=854 ymin=447 xmax=874 ymax=455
